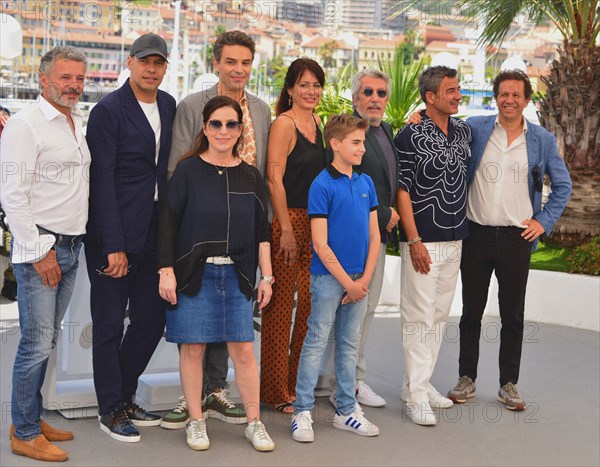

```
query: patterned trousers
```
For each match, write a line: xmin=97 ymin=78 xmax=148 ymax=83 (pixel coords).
xmin=260 ymin=208 xmax=312 ymax=405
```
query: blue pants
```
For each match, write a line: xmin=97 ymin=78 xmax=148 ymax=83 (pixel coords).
xmin=11 ymin=237 xmax=81 ymax=440
xmin=294 ymin=273 xmax=367 ymax=416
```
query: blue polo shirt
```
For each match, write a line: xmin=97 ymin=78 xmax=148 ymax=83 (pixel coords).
xmin=308 ymin=164 xmax=378 ymax=275
xmin=395 ymin=112 xmax=471 ymax=242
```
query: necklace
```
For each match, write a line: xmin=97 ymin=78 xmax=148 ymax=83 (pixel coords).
xmin=214 ymin=163 xmax=227 ymax=175
xmin=201 ymin=156 xmax=239 ymax=175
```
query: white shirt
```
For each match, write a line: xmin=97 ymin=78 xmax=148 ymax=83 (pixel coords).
xmin=467 ymin=117 xmax=533 ymax=227
xmin=0 ymin=96 xmax=91 ymax=263
xmin=138 ymin=100 xmax=161 ymax=201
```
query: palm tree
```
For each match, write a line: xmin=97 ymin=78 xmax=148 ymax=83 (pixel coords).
xmin=378 ymin=47 xmax=423 ymax=132
xmin=461 ymin=0 xmax=599 ymax=246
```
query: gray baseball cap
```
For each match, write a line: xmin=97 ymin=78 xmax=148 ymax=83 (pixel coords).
xmin=130 ymin=33 xmax=169 ymax=61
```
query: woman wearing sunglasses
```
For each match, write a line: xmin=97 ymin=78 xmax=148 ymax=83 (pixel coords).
xmin=157 ymin=96 xmax=275 ymax=452
xmin=260 ymin=58 xmax=326 ymax=414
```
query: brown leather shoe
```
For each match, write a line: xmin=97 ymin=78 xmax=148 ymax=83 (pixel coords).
xmin=10 ymin=421 xmax=74 ymax=442
xmin=40 ymin=420 xmax=74 ymax=441
xmin=11 ymin=434 xmax=68 ymax=462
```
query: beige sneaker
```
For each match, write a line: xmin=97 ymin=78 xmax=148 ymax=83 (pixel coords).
xmin=447 ymin=376 xmax=476 ymax=403
xmin=498 ymin=382 xmax=525 ymax=411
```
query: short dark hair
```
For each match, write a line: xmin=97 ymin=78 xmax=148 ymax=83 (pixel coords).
xmin=418 ymin=66 xmax=457 ymax=103
xmin=493 ymin=69 xmax=533 ymax=100
xmin=213 ymin=30 xmax=255 ymax=63
xmin=275 ymin=58 xmax=325 ymax=116
xmin=179 ymin=96 xmax=243 ymax=164
xmin=324 ymin=114 xmax=369 ymax=152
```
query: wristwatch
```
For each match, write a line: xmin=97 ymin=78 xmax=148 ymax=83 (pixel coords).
xmin=260 ymin=275 xmax=275 ymax=285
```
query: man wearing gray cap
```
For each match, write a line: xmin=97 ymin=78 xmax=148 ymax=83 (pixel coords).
xmin=84 ymin=33 xmax=176 ymax=443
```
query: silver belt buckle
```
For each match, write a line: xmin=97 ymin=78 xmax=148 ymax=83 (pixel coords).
xmin=212 ymin=256 xmax=231 ymax=265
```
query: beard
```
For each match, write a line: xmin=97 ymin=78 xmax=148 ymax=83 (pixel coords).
xmin=45 ymin=85 xmax=82 ymax=108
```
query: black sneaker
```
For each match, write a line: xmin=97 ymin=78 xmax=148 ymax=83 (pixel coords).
xmin=99 ymin=407 xmax=141 ymax=443
xmin=125 ymin=401 xmax=161 ymax=426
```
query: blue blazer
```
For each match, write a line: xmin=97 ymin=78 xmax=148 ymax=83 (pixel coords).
xmin=86 ymin=79 xmax=176 ymax=255
xmin=467 ymin=115 xmax=572 ymax=242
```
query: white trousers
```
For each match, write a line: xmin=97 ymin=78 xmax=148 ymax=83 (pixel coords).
xmin=400 ymin=240 xmax=462 ymax=404
xmin=356 ymin=243 xmax=387 ymax=381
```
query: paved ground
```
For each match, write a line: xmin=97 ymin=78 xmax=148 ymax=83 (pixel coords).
xmin=1 ymin=312 xmax=598 ymax=467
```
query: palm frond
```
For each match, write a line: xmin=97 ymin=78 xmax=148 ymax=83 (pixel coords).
xmin=378 ymin=47 xmax=423 ymax=132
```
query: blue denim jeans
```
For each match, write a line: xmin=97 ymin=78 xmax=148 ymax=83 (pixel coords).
xmin=11 ymin=236 xmax=81 ymax=440
xmin=294 ymin=273 xmax=367 ymax=416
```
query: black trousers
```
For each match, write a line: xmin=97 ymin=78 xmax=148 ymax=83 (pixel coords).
xmin=459 ymin=221 xmax=531 ymax=386
xmin=85 ymin=206 xmax=166 ymax=415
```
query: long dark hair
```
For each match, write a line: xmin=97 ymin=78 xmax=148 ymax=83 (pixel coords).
xmin=275 ymin=58 xmax=325 ymax=116
xmin=179 ymin=96 xmax=244 ymax=164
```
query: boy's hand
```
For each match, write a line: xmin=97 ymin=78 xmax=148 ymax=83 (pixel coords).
xmin=342 ymin=280 xmax=368 ymax=304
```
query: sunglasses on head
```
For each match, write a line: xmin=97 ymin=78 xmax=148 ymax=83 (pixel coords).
xmin=362 ymin=88 xmax=388 ymax=98
xmin=207 ymin=120 xmax=241 ymax=132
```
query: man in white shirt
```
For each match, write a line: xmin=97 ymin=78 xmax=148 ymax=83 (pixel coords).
xmin=447 ymin=69 xmax=571 ymax=410
xmin=0 ymin=46 xmax=89 ymax=462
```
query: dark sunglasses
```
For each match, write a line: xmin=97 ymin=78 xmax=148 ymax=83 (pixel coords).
xmin=207 ymin=120 xmax=241 ymax=132
xmin=362 ymin=88 xmax=388 ymax=98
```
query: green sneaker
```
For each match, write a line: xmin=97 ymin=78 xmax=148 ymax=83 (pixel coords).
xmin=205 ymin=389 xmax=247 ymax=424
xmin=161 ymin=396 xmax=207 ymax=429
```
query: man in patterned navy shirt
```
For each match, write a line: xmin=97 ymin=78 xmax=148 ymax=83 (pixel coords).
xmin=394 ymin=66 xmax=471 ymax=426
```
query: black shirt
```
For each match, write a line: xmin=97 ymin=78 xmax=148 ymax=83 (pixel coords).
xmin=280 ymin=115 xmax=326 ymax=208
xmin=158 ymin=157 xmax=271 ymax=299
xmin=395 ymin=112 xmax=471 ymax=242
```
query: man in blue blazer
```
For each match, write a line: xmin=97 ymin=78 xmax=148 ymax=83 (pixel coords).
xmin=84 ymin=34 xmax=176 ymax=442
xmin=447 ymin=70 xmax=571 ymax=410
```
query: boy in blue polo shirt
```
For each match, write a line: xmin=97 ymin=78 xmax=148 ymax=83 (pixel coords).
xmin=291 ymin=114 xmax=381 ymax=442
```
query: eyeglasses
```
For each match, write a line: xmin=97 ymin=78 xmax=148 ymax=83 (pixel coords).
xmin=361 ymin=88 xmax=388 ymax=98
xmin=206 ymin=120 xmax=241 ymax=133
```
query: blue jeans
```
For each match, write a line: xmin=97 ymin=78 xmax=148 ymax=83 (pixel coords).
xmin=294 ymin=273 xmax=367 ymax=416
xmin=11 ymin=237 xmax=81 ymax=440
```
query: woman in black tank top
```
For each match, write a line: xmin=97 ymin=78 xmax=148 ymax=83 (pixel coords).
xmin=261 ymin=58 xmax=326 ymax=413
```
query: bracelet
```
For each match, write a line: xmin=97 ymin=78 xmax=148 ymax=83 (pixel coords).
xmin=260 ymin=275 xmax=275 ymax=285
xmin=407 ymin=236 xmax=422 ymax=246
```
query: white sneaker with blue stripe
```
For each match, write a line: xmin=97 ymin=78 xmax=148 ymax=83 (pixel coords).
xmin=291 ymin=411 xmax=314 ymax=442
xmin=333 ymin=410 xmax=379 ymax=437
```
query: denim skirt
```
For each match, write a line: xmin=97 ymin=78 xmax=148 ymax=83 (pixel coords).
xmin=165 ymin=264 xmax=254 ymax=343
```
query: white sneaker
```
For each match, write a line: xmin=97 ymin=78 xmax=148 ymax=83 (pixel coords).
xmin=245 ymin=420 xmax=275 ymax=451
xmin=356 ymin=381 xmax=386 ymax=407
xmin=401 ymin=383 xmax=453 ymax=409
xmin=291 ymin=411 xmax=314 ymax=443
xmin=428 ymin=384 xmax=453 ymax=409
xmin=329 ymin=389 xmax=364 ymax=415
xmin=406 ymin=402 xmax=437 ymax=426
xmin=333 ymin=410 xmax=379 ymax=437
xmin=186 ymin=419 xmax=209 ymax=450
